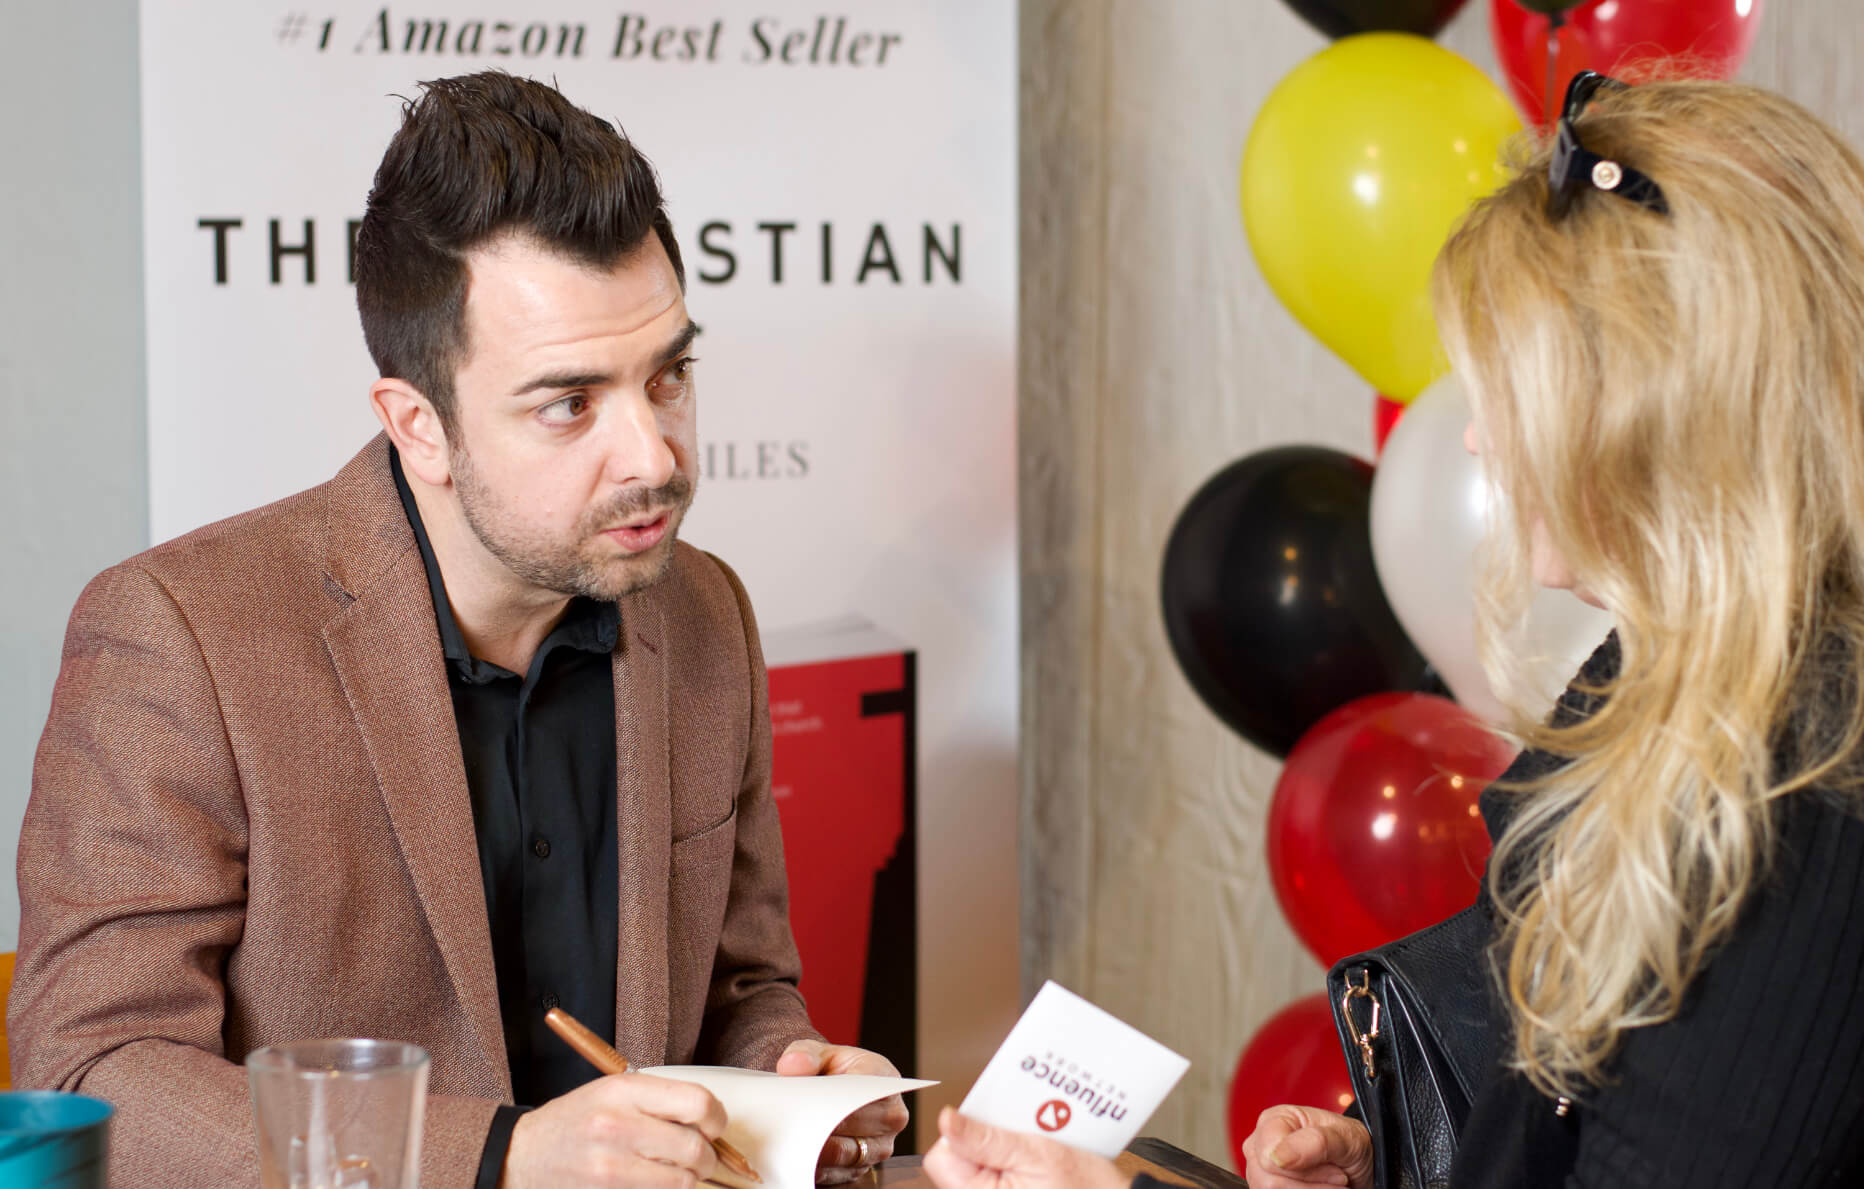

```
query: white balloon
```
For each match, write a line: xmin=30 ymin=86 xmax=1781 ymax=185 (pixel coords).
xmin=1369 ymin=375 xmax=1613 ymax=723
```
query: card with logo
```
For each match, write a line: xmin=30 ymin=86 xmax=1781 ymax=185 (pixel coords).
xmin=956 ymin=980 xmax=1190 ymax=1158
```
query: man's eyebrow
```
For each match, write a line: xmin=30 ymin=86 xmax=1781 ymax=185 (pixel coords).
xmin=509 ymin=370 xmax=613 ymax=398
xmin=655 ymin=321 xmax=702 ymax=368
xmin=507 ymin=324 xmax=702 ymax=398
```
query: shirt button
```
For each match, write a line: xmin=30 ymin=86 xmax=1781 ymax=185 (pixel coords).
xmin=531 ymin=835 xmax=551 ymax=859
xmin=540 ymin=991 xmax=559 ymax=1011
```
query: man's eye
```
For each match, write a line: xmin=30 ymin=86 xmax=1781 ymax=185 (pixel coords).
xmin=539 ymin=394 xmax=589 ymax=423
xmin=652 ymin=357 xmax=698 ymax=398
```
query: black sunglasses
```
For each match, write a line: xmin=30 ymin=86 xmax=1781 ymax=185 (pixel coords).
xmin=1547 ymin=71 xmax=1669 ymax=220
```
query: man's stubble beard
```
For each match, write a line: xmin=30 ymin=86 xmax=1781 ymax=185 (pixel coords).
xmin=451 ymin=442 xmax=696 ymax=602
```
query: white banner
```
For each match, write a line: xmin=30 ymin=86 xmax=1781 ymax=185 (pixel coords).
xmin=139 ymin=0 xmax=1017 ymax=1122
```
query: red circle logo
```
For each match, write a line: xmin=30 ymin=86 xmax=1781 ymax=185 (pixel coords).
xmin=1035 ymin=1099 xmax=1072 ymax=1132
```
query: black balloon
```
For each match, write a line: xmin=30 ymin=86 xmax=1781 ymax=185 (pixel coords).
xmin=1279 ymin=0 xmax=1471 ymax=39
xmin=1161 ymin=446 xmax=1428 ymax=757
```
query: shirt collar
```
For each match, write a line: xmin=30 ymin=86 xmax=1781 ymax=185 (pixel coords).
xmin=389 ymin=445 xmax=619 ymax=684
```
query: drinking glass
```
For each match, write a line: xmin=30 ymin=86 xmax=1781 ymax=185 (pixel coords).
xmin=247 ymin=1039 xmax=429 ymax=1189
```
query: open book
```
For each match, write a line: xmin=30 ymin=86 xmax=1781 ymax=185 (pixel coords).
xmin=646 ymin=1066 xmax=936 ymax=1189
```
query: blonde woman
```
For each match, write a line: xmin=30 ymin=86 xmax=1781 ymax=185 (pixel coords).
xmin=924 ymin=77 xmax=1864 ymax=1189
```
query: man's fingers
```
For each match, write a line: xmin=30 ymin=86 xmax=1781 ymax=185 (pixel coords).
xmin=816 ymin=1127 xmax=895 ymax=1185
xmin=503 ymin=1077 xmax=742 ymax=1189
xmin=621 ymin=1075 xmax=728 ymax=1139
xmin=861 ymin=1133 xmax=896 ymax=1165
xmin=878 ymin=1092 xmax=911 ymax=1130
xmin=836 ymin=1093 xmax=909 ymax=1138
xmin=787 ymin=1041 xmax=901 ymax=1079
xmin=777 ymin=1039 xmax=830 ymax=1076
xmin=613 ymin=1151 xmax=713 ymax=1189
xmin=780 ymin=1041 xmax=911 ymax=1182
xmin=823 ymin=1044 xmax=901 ymax=1077
xmin=628 ymin=1116 xmax=719 ymax=1178
xmin=821 ymin=1132 xmax=894 ymax=1168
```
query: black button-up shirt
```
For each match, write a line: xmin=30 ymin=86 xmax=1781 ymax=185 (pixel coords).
xmin=390 ymin=450 xmax=621 ymax=1124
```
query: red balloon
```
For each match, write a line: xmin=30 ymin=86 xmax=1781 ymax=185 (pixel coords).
xmin=1373 ymin=393 xmax=1406 ymax=456
xmin=1268 ymin=693 xmax=1516 ymax=966
xmin=1490 ymin=0 xmax=1766 ymax=125
xmin=1227 ymin=993 xmax=1357 ymax=1170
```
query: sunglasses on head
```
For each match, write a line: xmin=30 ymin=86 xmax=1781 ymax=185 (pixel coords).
xmin=1547 ymin=71 xmax=1670 ymax=220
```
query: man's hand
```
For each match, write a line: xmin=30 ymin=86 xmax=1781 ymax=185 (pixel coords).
xmin=1238 ymin=1105 xmax=1375 ymax=1189
xmin=776 ymin=1038 xmax=911 ymax=1183
xmin=502 ymin=1073 xmax=726 ymax=1189
xmin=921 ymin=1106 xmax=1128 ymax=1189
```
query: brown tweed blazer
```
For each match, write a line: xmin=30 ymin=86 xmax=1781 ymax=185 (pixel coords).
xmin=11 ymin=435 xmax=820 ymax=1187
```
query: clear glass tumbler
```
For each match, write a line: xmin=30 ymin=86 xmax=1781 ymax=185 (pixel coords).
xmin=246 ymin=1039 xmax=429 ymax=1189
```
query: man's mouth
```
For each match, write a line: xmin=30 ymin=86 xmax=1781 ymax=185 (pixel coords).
xmin=601 ymin=511 xmax=671 ymax=554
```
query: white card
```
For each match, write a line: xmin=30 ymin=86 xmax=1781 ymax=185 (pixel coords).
xmin=645 ymin=1066 xmax=935 ymax=1189
xmin=957 ymin=981 xmax=1190 ymax=1158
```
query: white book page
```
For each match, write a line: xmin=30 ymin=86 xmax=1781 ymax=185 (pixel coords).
xmin=646 ymin=1066 xmax=936 ymax=1189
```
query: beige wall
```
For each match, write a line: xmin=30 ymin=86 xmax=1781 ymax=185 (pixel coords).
xmin=1018 ymin=0 xmax=1863 ymax=1165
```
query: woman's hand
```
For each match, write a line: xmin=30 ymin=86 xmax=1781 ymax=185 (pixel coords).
xmin=920 ymin=1106 xmax=1130 ymax=1189
xmin=1239 ymin=1105 xmax=1375 ymax=1189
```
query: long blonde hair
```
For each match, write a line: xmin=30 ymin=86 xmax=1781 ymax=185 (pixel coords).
xmin=1432 ymin=80 xmax=1864 ymax=1099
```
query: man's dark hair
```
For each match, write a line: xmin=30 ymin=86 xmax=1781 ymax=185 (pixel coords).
xmin=355 ymin=71 xmax=684 ymax=424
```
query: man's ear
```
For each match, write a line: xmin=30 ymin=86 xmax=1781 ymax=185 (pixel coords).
xmin=370 ymin=378 xmax=452 ymax=488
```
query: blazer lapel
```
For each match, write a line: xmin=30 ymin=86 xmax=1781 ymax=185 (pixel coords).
xmin=318 ymin=438 xmax=511 ymax=1097
xmin=612 ymin=590 xmax=673 ymax=1068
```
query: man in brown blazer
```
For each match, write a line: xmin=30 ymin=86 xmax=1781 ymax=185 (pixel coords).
xmin=12 ymin=71 xmax=907 ymax=1188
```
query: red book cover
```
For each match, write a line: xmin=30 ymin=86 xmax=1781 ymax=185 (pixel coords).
xmin=764 ymin=618 xmax=917 ymax=1080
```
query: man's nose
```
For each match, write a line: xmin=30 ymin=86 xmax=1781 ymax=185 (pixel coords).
xmin=604 ymin=393 xmax=677 ymax=489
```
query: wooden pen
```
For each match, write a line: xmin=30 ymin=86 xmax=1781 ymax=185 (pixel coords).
xmin=543 ymin=1006 xmax=764 ymax=1185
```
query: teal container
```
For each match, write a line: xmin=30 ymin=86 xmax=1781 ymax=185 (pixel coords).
xmin=0 ymin=1091 xmax=111 ymax=1188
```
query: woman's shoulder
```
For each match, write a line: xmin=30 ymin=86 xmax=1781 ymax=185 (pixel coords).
xmin=1670 ymin=784 xmax=1864 ymax=1011
xmin=1762 ymin=780 xmax=1864 ymax=892
xmin=1573 ymin=785 xmax=1864 ymax=1181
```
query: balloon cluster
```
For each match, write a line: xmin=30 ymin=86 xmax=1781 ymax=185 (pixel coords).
xmin=1173 ymin=1 xmax=1763 ymax=1166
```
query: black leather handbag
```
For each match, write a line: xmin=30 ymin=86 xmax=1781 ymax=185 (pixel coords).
xmin=1325 ymin=905 xmax=1504 ymax=1189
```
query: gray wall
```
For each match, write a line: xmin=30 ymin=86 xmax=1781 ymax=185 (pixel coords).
xmin=1 ymin=3 xmax=147 ymax=949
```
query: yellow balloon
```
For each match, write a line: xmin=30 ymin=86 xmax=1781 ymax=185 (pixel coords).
xmin=1241 ymin=34 xmax=1521 ymax=402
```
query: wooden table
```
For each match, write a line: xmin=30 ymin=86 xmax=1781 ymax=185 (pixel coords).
xmin=871 ymin=1137 xmax=1246 ymax=1188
